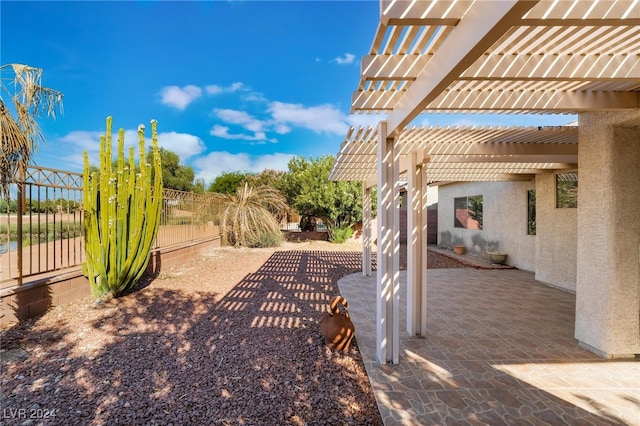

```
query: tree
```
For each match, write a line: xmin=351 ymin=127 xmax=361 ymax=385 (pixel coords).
xmin=220 ymin=183 xmax=288 ymax=248
xmin=0 ymin=199 xmax=17 ymax=214
xmin=208 ymin=171 xmax=250 ymax=194
xmin=193 ymin=178 xmax=206 ymax=194
xmin=0 ymin=64 xmax=63 ymax=198
xmin=278 ymin=155 xmax=363 ymax=240
xmin=244 ymin=169 xmax=284 ymax=189
xmin=151 ymin=147 xmax=195 ymax=192
xmin=208 ymin=169 xmax=287 ymax=195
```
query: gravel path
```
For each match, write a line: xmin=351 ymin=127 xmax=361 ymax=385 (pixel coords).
xmin=0 ymin=240 xmax=465 ymax=425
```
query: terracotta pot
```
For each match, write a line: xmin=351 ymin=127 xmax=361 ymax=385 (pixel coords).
xmin=321 ymin=296 xmax=355 ymax=351
xmin=453 ymin=245 xmax=465 ymax=255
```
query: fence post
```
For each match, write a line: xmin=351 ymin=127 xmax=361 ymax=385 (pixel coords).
xmin=16 ymin=166 xmax=25 ymax=285
xmin=192 ymin=191 xmax=195 ymax=242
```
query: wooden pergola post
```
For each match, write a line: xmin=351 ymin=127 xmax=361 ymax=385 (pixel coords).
xmin=362 ymin=183 xmax=373 ymax=277
xmin=376 ymin=121 xmax=400 ymax=364
xmin=406 ymin=152 xmax=428 ymax=336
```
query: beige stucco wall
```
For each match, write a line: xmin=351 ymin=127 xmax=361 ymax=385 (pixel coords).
xmin=575 ymin=111 xmax=640 ymax=357
xmin=426 ymin=185 xmax=438 ymax=208
xmin=437 ymin=181 xmax=536 ymax=271
xmin=534 ymin=173 xmax=578 ymax=291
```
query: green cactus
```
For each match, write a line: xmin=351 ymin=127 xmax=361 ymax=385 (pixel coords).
xmin=83 ymin=116 xmax=163 ymax=301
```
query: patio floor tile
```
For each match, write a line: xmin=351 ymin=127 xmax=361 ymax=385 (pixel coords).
xmin=338 ymin=269 xmax=639 ymax=425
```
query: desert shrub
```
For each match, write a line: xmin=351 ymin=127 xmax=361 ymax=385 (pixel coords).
xmin=329 ymin=225 xmax=353 ymax=244
xmin=221 ymin=184 xmax=289 ymax=248
xmin=248 ymin=231 xmax=284 ymax=248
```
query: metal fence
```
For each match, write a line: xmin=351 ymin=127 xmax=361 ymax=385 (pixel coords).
xmin=157 ymin=189 xmax=225 ymax=248
xmin=0 ymin=166 xmax=84 ymax=287
xmin=1 ymin=166 xmax=226 ymax=288
xmin=280 ymin=221 xmax=328 ymax=232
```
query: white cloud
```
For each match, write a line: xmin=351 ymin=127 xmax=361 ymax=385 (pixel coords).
xmin=55 ymin=128 xmax=206 ymax=169
xmin=250 ymin=132 xmax=272 ymax=143
xmin=211 ymin=108 xmax=281 ymax=142
xmin=205 ymin=82 xmax=246 ymax=95
xmin=207 ymin=83 xmax=265 ymax=103
xmin=210 ymin=125 xmax=240 ymax=139
xmin=156 ymin=132 xmax=206 ymax=159
xmin=229 ymin=82 xmax=244 ymax=92
xmin=268 ymin=101 xmax=349 ymax=135
xmin=417 ymin=116 xmax=431 ymax=127
xmin=193 ymin=152 xmax=294 ymax=183
xmin=451 ymin=118 xmax=479 ymax=127
xmin=214 ymin=108 xmax=266 ymax=132
xmin=252 ymin=153 xmax=293 ymax=172
xmin=120 ymin=130 xmax=206 ymax=160
xmin=59 ymin=130 xmax=103 ymax=151
xmin=205 ymin=85 xmax=223 ymax=95
xmin=57 ymin=130 xmax=103 ymax=168
xmin=210 ymin=125 xmax=277 ymax=143
xmin=274 ymin=123 xmax=291 ymax=135
xmin=159 ymin=85 xmax=202 ymax=110
xmin=242 ymin=92 xmax=268 ymax=103
xmin=334 ymin=53 xmax=356 ymax=65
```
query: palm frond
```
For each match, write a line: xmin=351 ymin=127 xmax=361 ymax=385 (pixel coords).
xmin=0 ymin=64 xmax=63 ymax=198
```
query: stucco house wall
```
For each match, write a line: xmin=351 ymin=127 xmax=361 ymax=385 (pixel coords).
xmin=437 ymin=181 xmax=536 ymax=272
xmin=535 ymin=173 xmax=578 ymax=292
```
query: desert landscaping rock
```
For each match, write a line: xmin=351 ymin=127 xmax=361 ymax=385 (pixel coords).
xmin=0 ymin=240 xmax=465 ymax=425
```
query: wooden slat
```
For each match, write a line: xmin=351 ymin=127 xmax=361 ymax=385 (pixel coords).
xmin=350 ymin=0 xmax=640 ymax=115
xmin=329 ymin=125 xmax=581 ymax=182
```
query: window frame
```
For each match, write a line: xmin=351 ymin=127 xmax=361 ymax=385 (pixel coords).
xmin=527 ymin=189 xmax=536 ymax=235
xmin=555 ymin=171 xmax=578 ymax=209
xmin=454 ymin=195 xmax=483 ymax=230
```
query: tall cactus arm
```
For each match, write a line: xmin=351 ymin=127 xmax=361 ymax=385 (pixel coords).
xmin=83 ymin=116 xmax=163 ymax=300
xmin=83 ymin=152 xmax=100 ymax=299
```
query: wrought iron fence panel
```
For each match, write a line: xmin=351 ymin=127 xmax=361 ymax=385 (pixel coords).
xmin=157 ymin=189 xmax=226 ymax=248
xmin=1 ymin=166 xmax=84 ymax=287
xmin=1 ymin=166 xmax=227 ymax=288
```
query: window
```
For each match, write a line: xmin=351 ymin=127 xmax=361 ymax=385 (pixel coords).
xmin=556 ymin=172 xmax=578 ymax=208
xmin=454 ymin=195 xmax=483 ymax=229
xmin=527 ymin=190 xmax=536 ymax=235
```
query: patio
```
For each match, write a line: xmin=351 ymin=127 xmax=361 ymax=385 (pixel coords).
xmin=330 ymin=0 xmax=640 ymax=363
xmin=339 ymin=268 xmax=640 ymax=425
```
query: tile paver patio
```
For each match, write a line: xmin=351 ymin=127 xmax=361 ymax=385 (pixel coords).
xmin=338 ymin=268 xmax=640 ymax=425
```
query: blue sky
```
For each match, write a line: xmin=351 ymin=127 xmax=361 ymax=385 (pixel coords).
xmin=2 ymin=0 xmax=575 ymax=185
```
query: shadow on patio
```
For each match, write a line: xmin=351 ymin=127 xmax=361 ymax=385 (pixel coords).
xmin=339 ymin=268 xmax=640 ymax=425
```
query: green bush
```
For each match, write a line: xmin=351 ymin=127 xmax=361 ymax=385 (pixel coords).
xmin=329 ymin=225 xmax=353 ymax=244
xmin=248 ymin=231 xmax=284 ymax=248
xmin=0 ymin=221 xmax=82 ymax=244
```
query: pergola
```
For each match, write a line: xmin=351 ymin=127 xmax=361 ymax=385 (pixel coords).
xmin=330 ymin=0 xmax=640 ymax=363
xmin=330 ymin=124 xmax=579 ymax=184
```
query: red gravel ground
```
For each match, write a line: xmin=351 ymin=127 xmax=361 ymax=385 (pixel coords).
xmin=0 ymin=241 xmax=465 ymax=425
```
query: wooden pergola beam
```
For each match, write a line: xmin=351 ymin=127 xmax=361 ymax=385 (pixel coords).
xmin=386 ymin=1 xmax=539 ymax=135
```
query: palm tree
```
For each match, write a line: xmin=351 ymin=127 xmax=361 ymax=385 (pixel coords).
xmin=221 ymin=183 xmax=289 ymax=248
xmin=0 ymin=64 xmax=63 ymax=198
